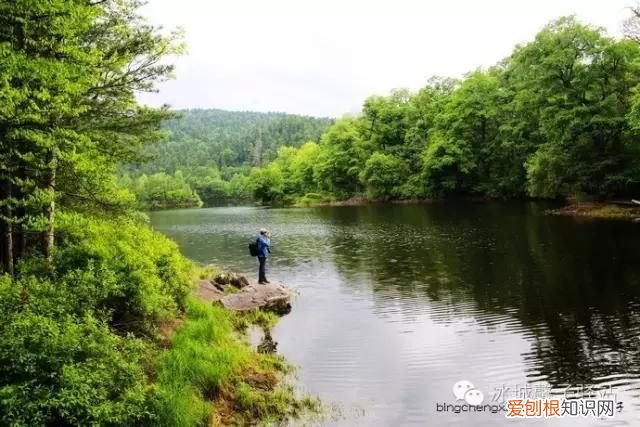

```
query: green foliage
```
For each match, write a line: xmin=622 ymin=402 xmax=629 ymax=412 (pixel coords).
xmin=53 ymin=213 xmax=193 ymax=332
xmin=0 ymin=0 xmax=182 ymax=272
xmin=205 ymin=16 xmax=640 ymax=204
xmin=421 ymin=133 xmax=476 ymax=195
xmin=248 ymin=165 xmax=286 ymax=204
xmin=125 ymin=171 xmax=203 ymax=209
xmin=361 ymin=152 xmax=411 ymax=199
xmin=313 ymin=118 xmax=367 ymax=198
xmin=127 ymin=109 xmax=332 ymax=175
xmin=153 ymin=299 xmax=250 ymax=427
xmin=0 ymin=215 xmax=191 ymax=427
xmin=0 ymin=275 xmax=154 ymax=426
xmin=506 ymin=17 xmax=640 ymax=198
xmin=153 ymin=299 xmax=313 ymax=427
xmin=119 ymin=110 xmax=332 ymax=207
xmin=525 ymin=144 xmax=571 ymax=198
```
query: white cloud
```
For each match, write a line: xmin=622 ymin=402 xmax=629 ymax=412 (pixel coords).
xmin=138 ymin=0 xmax=632 ymax=117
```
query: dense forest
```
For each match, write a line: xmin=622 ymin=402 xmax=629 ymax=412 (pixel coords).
xmin=121 ymin=109 xmax=332 ymax=207
xmin=129 ymin=15 xmax=640 ymax=208
xmin=0 ymin=1 xmax=303 ymax=426
xmin=249 ymin=17 xmax=640 ymax=204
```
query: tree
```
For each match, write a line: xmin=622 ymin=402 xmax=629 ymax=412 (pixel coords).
xmin=313 ymin=118 xmax=368 ymax=198
xmin=248 ymin=166 xmax=285 ymax=204
xmin=361 ymin=152 xmax=410 ymax=199
xmin=432 ymin=70 xmax=506 ymax=195
xmin=0 ymin=0 xmax=182 ymax=274
xmin=290 ymin=142 xmax=321 ymax=195
xmin=421 ymin=133 xmax=476 ymax=195
xmin=509 ymin=17 xmax=640 ymax=198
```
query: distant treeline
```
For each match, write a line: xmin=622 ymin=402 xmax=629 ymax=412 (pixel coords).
xmin=122 ymin=109 xmax=333 ymax=207
xmin=126 ymin=16 xmax=640 ymax=208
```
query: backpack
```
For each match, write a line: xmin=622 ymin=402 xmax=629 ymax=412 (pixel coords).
xmin=248 ymin=240 xmax=259 ymax=257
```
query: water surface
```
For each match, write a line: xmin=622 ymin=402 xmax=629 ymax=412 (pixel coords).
xmin=150 ymin=202 xmax=640 ymax=426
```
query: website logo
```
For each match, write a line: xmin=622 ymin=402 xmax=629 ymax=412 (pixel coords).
xmin=453 ymin=380 xmax=485 ymax=405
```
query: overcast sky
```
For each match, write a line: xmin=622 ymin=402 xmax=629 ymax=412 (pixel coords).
xmin=138 ymin=0 xmax=633 ymax=117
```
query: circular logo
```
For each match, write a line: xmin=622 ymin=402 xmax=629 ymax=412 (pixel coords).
xmin=452 ymin=380 xmax=485 ymax=405
xmin=464 ymin=388 xmax=484 ymax=405
xmin=453 ymin=380 xmax=474 ymax=400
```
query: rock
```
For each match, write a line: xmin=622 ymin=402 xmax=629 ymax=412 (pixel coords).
xmin=257 ymin=330 xmax=278 ymax=354
xmin=194 ymin=280 xmax=224 ymax=303
xmin=220 ymin=281 xmax=292 ymax=314
xmin=213 ymin=271 xmax=250 ymax=288
xmin=230 ymin=274 xmax=250 ymax=289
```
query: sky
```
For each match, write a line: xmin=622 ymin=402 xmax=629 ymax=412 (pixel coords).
xmin=138 ymin=0 xmax=633 ymax=117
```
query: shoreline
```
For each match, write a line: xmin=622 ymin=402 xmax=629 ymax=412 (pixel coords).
xmin=165 ymin=266 xmax=319 ymax=426
xmin=148 ymin=197 xmax=640 ymax=222
xmin=549 ymin=202 xmax=640 ymax=221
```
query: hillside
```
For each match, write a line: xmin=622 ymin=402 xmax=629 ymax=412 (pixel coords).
xmin=131 ymin=109 xmax=334 ymax=175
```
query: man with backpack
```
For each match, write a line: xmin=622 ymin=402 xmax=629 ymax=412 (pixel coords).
xmin=255 ymin=228 xmax=271 ymax=284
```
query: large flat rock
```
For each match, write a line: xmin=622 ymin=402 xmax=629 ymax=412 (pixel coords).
xmin=194 ymin=280 xmax=224 ymax=303
xmin=220 ymin=281 xmax=292 ymax=314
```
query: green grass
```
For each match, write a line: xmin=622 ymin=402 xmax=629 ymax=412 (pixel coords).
xmin=153 ymin=297 xmax=319 ymax=426
xmin=193 ymin=264 xmax=220 ymax=281
xmin=232 ymin=309 xmax=281 ymax=332
xmin=293 ymin=192 xmax=336 ymax=207
xmin=589 ymin=205 xmax=637 ymax=219
xmin=154 ymin=298 xmax=250 ymax=426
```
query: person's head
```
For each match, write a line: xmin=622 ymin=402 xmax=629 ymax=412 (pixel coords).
xmin=260 ymin=228 xmax=269 ymax=236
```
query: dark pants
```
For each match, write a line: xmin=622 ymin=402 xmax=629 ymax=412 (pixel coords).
xmin=258 ymin=256 xmax=267 ymax=283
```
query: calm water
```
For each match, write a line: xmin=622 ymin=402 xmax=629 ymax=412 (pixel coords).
xmin=150 ymin=202 xmax=640 ymax=426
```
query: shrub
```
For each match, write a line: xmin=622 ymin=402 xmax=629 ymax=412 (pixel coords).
xmin=50 ymin=213 xmax=193 ymax=333
xmin=0 ymin=275 xmax=154 ymax=426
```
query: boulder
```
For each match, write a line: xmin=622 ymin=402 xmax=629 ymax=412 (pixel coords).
xmin=194 ymin=280 xmax=224 ymax=303
xmin=220 ymin=281 xmax=291 ymax=315
xmin=213 ymin=271 xmax=250 ymax=288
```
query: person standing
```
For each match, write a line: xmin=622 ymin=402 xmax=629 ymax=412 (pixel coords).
xmin=256 ymin=228 xmax=271 ymax=284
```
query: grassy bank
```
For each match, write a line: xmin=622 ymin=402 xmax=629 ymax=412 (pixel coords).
xmin=550 ymin=202 xmax=640 ymax=220
xmin=155 ymin=297 xmax=318 ymax=426
xmin=0 ymin=214 xmax=317 ymax=426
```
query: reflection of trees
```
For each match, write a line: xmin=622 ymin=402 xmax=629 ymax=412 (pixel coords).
xmin=322 ymin=202 xmax=640 ymax=388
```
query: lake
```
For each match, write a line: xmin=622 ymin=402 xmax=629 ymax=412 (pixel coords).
xmin=150 ymin=202 xmax=640 ymax=426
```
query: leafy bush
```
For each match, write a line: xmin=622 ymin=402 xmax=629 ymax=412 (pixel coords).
xmin=0 ymin=275 xmax=154 ymax=426
xmin=50 ymin=213 xmax=193 ymax=333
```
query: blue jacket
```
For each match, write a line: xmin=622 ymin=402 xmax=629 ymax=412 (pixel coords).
xmin=256 ymin=235 xmax=271 ymax=258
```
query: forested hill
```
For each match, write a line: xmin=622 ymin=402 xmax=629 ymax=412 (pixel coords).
xmin=131 ymin=109 xmax=334 ymax=175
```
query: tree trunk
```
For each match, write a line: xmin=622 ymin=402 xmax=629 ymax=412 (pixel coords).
xmin=42 ymin=149 xmax=56 ymax=262
xmin=0 ymin=179 xmax=14 ymax=276
xmin=13 ymin=165 xmax=26 ymax=263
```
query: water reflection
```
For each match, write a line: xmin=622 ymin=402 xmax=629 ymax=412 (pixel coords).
xmin=150 ymin=203 xmax=640 ymax=426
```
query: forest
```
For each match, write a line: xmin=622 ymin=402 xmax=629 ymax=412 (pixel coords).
xmin=248 ymin=17 xmax=640 ymax=204
xmin=126 ymin=15 xmax=640 ymax=208
xmin=0 ymin=1 xmax=306 ymax=426
xmin=121 ymin=109 xmax=332 ymax=207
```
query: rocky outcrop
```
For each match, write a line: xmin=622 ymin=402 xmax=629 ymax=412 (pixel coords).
xmin=220 ymin=281 xmax=292 ymax=315
xmin=213 ymin=271 xmax=250 ymax=289
xmin=195 ymin=272 xmax=292 ymax=315
xmin=194 ymin=280 xmax=224 ymax=303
